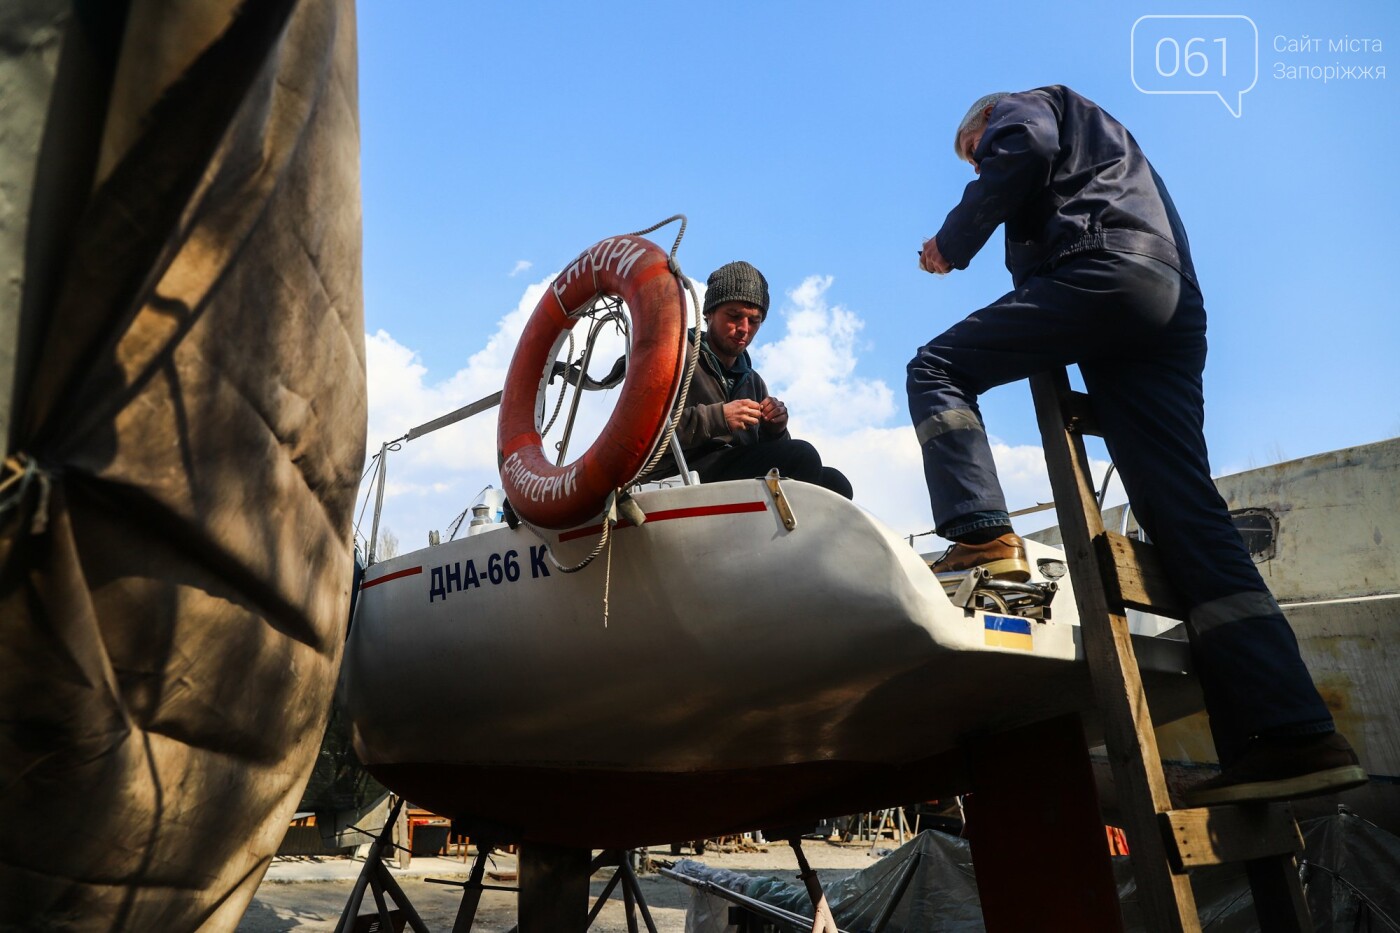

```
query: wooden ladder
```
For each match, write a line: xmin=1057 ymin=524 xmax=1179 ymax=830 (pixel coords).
xmin=1028 ymin=367 xmax=1313 ymax=933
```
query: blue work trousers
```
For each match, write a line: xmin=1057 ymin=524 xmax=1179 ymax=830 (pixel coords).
xmin=906 ymin=252 xmax=1333 ymax=761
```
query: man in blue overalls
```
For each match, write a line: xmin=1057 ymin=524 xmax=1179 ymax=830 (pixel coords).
xmin=910 ymin=86 xmax=1365 ymax=806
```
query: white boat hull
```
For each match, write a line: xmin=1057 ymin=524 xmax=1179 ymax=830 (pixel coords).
xmin=345 ymin=478 xmax=1198 ymax=847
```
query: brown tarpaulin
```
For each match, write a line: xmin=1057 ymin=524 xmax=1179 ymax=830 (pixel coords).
xmin=0 ymin=1 xmax=365 ymax=928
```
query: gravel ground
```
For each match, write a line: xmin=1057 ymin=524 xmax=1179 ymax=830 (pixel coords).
xmin=238 ymin=838 xmax=894 ymax=932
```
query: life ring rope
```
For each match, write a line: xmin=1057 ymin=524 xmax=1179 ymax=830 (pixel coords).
xmin=545 ymin=289 xmax=700 ymax=581
xmin=623 ymin=215 xmax=702 ymax=485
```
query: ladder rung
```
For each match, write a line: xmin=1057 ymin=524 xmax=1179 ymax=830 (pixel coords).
xmin=1159 ymin=803 xmax=1303 ymax=871
xmin=1061 ymin=389 xmax=1102 ymax=437
xmin=1095 ymin=531 xmax=1188 ymax=621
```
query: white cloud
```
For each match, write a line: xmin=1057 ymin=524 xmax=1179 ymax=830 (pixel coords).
xmin=754 ymin=275 xmax=895 ymax=434
xmin=509 ymin=259 xmax=533 ymax=277
xmin=359 ymin=278 xmax=552 ymax=547
xmin=358 ymin=271 xmax=1092 ymax=554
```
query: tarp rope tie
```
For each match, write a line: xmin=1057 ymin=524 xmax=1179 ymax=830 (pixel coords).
xmin=0 ymin=453 xmax=51 ymax=535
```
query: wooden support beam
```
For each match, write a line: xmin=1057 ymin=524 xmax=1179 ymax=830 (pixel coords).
xmin=964 ymin=714 xmax=1125 ymax=933
xmin=518 ymin=844 xmax=591 ymax=933
xmin=1245 ymin=857 xmax=1315 ymax=933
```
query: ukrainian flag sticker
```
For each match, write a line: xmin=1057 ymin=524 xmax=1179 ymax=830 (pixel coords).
xmin=984 ymin=614 xmax=1033 ymax=651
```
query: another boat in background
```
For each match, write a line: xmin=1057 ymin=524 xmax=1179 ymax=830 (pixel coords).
xmin=1030 ymin=438 xmax=1400 ymax=833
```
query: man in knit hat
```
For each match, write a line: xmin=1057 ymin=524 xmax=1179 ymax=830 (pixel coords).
xmin=666 ymin=260 xmax=852 ymax=498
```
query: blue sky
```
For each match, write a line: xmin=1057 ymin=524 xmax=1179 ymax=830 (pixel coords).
xmin=354 ymin=0 xmax=1399 ymax=552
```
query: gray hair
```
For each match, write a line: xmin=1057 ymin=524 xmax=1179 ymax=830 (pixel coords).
xmin=953 ymin=92 xmax=1010 ymax=157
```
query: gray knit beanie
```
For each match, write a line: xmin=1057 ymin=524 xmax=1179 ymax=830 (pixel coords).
xmin=703 ymin=261 xmax=770 ymax=320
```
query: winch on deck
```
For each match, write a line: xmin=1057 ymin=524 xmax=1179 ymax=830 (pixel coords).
xmin=935 ymin=563 xmax=1061 ymax=619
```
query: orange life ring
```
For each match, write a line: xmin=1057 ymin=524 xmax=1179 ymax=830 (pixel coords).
xmin=497 ymin=235 xmax=687 ymax=530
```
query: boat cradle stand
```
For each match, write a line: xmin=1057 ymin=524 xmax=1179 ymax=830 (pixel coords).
xmin=485 ymin=835 xmax=844 ymax=933
xmin=333 ymin=795 xmax=671 ymax=933
xmin=502 ymin=839 xmax=841 ymax=933
xmin=333 ymin=796 xmax=433 ymax=933
xmin=331 ymin=801 xmax=850 ymax=932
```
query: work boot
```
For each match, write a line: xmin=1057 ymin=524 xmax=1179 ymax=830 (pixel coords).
xmin=1183 ymin=732 xmax=1368 ymax=807
xmin=929 ymin=533 xmax=1031 ymax=583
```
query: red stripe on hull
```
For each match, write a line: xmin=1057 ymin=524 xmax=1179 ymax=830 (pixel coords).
xmin=360 ymin=565 xmax=423 ymax=590
xmin=558 ymin=500 xmax=769 ymax=543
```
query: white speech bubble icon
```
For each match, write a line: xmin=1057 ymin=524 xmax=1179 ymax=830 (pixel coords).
xmin=1131 ymin=14 xmax=1258 ymax=117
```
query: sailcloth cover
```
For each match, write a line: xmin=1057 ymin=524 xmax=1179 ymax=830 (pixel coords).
xmin=0 ymin=2 xmax=366 ymax=928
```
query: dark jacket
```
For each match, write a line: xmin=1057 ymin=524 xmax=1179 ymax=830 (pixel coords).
xmin=935 ymin=85 xmax=1197 ymax=289
xmin=673 ymin=332 xmax=788 ymax=469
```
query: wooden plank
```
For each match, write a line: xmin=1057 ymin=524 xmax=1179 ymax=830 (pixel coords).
xmin=1096 ymin=531 xmax=1188 ymax=621
xmin=1159 ymin=805 xmax=1304 ymax=871
xmin=1029 ymin=370 xmax=1201 ymax=933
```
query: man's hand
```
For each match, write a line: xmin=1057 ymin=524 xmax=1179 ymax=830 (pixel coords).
xmin=723 ymin=399 xmax=763 ymax=432
xmin=920 ymin=237 xmax=952 ymax=275
xmin=759 ymin=397 xmax=788 ymax=436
